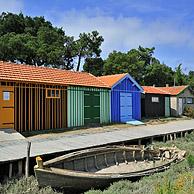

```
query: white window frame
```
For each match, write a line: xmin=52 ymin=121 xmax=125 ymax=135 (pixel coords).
xmin=187 ymin=97 xmax=193 ymax=104
xmin=152 ymin=97 xmax=159 ymax=103
xmin=3 ymin=91 xmax=10 ymax=101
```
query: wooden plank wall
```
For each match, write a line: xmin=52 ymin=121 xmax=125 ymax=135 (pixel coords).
xmin=143 ymin=93 xmax=165 ymax=118
xmin=0 ymin=81 xmax=67 ymax=132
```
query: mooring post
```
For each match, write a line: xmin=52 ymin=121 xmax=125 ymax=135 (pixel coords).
xmin=163 ymin=135 xmax=165 ymax=142
xmin=170 ymin=134 xmax=173 ymax=141
xmin=174 ymin=133 xmax=176 ymax=140
xmin=18 ymin=160 xmax=23 ymax=176
xmin=138 ymin=139 xmax=141 ymax=145
xmin=35 ymin=157 xmax=43 ymax=169
xmin=150 ymin=137 xmax=153 ymax=144
xmin=25 ymin=141 xmax=31 ymax=178
xmin=180 ymin=132 xmax=183 ymax=138
xmin=9 ymin=163 xmax=13 ymax=178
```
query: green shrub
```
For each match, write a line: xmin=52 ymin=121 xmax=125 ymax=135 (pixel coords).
xmin=0 ymin=176 xmax=61 ymax=194
xmin=187 ymin=154 xmax=194 ymax=168
xmin=183 ymin=106 xmax=194 ymax=118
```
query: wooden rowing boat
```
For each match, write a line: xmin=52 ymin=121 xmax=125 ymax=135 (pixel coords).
xmin=34 ymin=145 xmax=185 ymax=191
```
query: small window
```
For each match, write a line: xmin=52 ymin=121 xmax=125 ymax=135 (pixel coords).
xmin=3 ymin=92 xmax=10 ymax=100
xmin=51 ymin=90 xmax=55 ymax=97
xmin=152 ymin=97 xmax=159 ymax=103
xmin=46 ymin=89 xmax=61 ymax=98
xmin=47 ymin=90 xmax=51 ymax=97
xmin=56 ymin=90 xmax=60 ymax=97
xmin=187 ymin=97 xmax=194 ymax=104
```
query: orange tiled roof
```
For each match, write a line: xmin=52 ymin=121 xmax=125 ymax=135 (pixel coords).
xmin=142 ymin=86 xmax=170 ymax=95
xmin=158 ymin=86 xmax=189 ymax=95
xmin=98 ymin=73 xmax=128 ymax=87
xmin=0 ymin=61 xmax=109 ymax=88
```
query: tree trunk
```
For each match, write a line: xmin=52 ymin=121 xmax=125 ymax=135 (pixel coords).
xmin=76 ymin=53 xmax=82 ymax=71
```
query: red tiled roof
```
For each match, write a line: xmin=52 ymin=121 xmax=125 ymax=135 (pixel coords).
xmin=0 ymin=61 xmax=109 ymax=88
xmin=98 ymin=73 xmax=128 ymax=87
xmin=142 ymin=86 xmax=170 ymax=95
xmin=158 ymin=86 xmax=189 ymax=95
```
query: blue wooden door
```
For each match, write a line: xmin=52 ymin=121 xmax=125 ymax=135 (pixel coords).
xmin=120 ymin=92 xmax=133 ymax=122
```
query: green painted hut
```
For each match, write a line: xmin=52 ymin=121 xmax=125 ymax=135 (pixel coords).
xmin=67 ymin=86 xmax=110 ymax=127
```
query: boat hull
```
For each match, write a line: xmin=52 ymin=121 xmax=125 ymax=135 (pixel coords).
xmin=34 ymin=146 xmax=185 ymax=191
xmin=35 ymin=161 xmax=174 ymax=191
xmin=35 ymin=168 xmax=117 ymax=191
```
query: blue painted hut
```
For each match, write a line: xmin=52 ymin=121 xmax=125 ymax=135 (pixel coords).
xmin=99 ymin=73 xmax=143 ymax=123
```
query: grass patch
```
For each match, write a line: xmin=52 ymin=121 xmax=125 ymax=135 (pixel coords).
xmin=187 ymin=154 xmax=194 ymax=168
xmin=0 ymin=176 xmax=61 ymax=194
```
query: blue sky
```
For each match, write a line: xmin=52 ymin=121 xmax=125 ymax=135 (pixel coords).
xmin=1 ymin=0 xmax=194 ymax=72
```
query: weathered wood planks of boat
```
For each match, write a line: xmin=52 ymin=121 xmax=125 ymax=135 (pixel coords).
xmin=34 ymin=145 xmax=186 ymax=191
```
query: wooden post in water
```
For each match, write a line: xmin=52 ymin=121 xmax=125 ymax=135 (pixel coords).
xmin=138 ymin=139 xmax=141 ymax=145
xmin=174 ymin=133 xmax=176 ymax=140
xmin=163 ymin=135 xmax=165 ymax=142
xmin=9 ymin=163 xmax=13 ymax=178
xmin=18 ymin=160 xmax=23 ymax=176
xmin=25 ymin=141 xmax=31 ymax=178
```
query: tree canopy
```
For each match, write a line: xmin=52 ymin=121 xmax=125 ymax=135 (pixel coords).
xmin=0 ymin=12 xmax=104 ymax=70
xmin=144 ymin=63 xmax=174 ymax=86
xmin=174 ymin=64 xmax=188 ymax=86
xmin=0 ymin=12 xmax=66 ymax=67
xmin=90 ymin=46 xmax=191 ymax=86
xmin=76 ymin=31 xmax=104 ymax=71
xmin=102 ymin=47 xmax=175 ymax=86
xmin=83 ymin=57 xmax=104 ymax=76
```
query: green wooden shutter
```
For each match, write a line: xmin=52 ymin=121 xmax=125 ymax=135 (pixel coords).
xmin=84 ymin=91 xmax=100 ymax=124
xmin=165 ymin=97 xmax=170 ymax=117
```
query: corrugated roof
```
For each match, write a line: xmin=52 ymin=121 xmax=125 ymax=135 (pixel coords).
xmin=158 ymin=86 xmax=189 ymax=96
xmin=0 ymin=61 xmax=109 ymax=88
xmin=142 ymin=86 xmax=170 ymax=95
xmin=98 ymin=73 xmax=128 ymax=87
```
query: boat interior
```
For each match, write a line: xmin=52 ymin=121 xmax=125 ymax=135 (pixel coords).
xmin=44 ymin=146 xmax=175 ymax=174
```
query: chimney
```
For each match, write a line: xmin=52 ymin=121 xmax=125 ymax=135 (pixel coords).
xmin=166 ymin=84 xmax=169 ymax=87
xmin=153 ymin=84 xmax=155 ymax=87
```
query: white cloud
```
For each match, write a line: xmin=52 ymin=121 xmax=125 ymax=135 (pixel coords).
xmin=52 ymin=10 xmax=193 ymax=58
xmin=110 ymin=0 xmax=167 ymax=13
xmin=0 ymin=0 xmax=23 ymax=13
